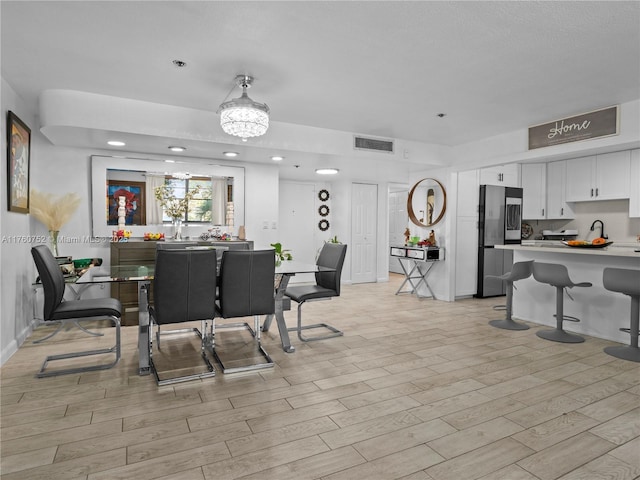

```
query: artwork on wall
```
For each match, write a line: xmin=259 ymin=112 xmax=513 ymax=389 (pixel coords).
xmin=107 ymin=180 xmax=146 ymax=225
xmin=6 ymin=111 xmax=31 ymax=213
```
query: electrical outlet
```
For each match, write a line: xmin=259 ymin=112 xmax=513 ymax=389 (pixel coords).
xmin=271 ymin=222 xmax=277 ymax=229
xmin=262 ymin=221 xmax=269 ymax=229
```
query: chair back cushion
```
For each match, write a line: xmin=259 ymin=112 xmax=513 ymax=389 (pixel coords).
xmin=153 ymin=249 xmax=217 ymax=324
xmin=31 ymin=245 xmax=66 ymax=320
xmin=315 ymin=243 xmax=347 ymax=295
xmin=218 ymin=250 xmax=275 ymax=318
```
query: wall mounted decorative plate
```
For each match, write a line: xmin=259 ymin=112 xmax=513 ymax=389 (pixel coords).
xmin=318 ymin=205 xmax=330 ymax=216
xmin=318 ymin=219 xmax=330 ymax=231
xmin=318 ymin=189 xmax=330 ymax=201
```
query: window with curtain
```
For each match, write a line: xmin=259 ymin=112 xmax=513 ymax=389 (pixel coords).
xmin=161 ymin=176 xmax=213 ymax=223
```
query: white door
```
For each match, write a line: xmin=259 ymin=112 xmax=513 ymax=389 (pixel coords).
xmin=352 ymin=183 xmax=377 ymax=284
xmin=279 ymin=182 xmax=316 ymax=283
xmin=388 ymin=188 xmax=408 ymax=274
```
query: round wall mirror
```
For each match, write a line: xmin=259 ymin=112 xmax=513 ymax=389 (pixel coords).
xmin=407 ymin=178 xmax=447 ymax=227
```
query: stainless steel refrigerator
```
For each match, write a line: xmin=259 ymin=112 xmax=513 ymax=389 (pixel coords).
xmin=475 ymin=185 xmax=523 ymax=298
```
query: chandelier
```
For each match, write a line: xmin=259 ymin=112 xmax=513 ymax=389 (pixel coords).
xmin=218 ymin=75 xmax=269 ymax=142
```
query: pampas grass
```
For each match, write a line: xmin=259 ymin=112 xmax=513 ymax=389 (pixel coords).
xmin=30 ymin=189 xmax=81 ymax=231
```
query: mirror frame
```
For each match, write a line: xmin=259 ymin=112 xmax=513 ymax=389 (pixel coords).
xmin=407 ymin=177 xmax=447 ymax=227
xmin=91 ymin=155 xmax=245 ymax=237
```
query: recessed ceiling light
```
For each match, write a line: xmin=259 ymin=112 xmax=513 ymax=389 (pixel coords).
xmin=271 ymin=156 xmax=284 ymax=161
xmin=172 ymin=59 xmax=187 ymax=67
xmin=437 ymin=113 xmax=447 ymax=118
xmin=164 ymin=159 xmax=175 ymax=163
xmin=107 ymin=140 xmax=126 ymax=146
xmin=223 ymin=151 xmax=239 ymax=157
xmin=315 ymin=168 xmax=339 ymax=175
xmin=168 ymin=146 xmax=186 ymax=152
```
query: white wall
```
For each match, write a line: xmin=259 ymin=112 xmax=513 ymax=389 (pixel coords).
xmin=1 ymin=78 xmax=37 ymax=363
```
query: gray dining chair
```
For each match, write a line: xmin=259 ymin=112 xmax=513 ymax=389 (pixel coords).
xmin=285 ymin=242 xmax=347 ymax=342
xmin=211 ymin=249 xmax=275 ymax=373
xmin=149 ymin=248 xmax=217 ymax=385
xmin=31 ymin=245 xmax=122 ymax=377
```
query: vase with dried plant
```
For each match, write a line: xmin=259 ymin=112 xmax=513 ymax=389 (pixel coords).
xmin=30 ymin=190 xmax=81 ymax=256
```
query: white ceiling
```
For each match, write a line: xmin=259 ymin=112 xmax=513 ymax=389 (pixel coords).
xmin=2 ymin=1 xmax=639 ymax=174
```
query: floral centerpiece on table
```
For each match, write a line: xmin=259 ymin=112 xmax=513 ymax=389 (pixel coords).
xmin=30 ymin=189 xmax=81 ymax=256
xmin=154 ymin=184 xmax=201 ymax=239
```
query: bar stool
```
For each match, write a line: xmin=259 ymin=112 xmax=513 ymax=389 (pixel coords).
xmin=532 ymin=262 xmax=592 ymax=343
xmin=487 ymin=260 xmax=533 ymax=330
xmin=602 ymin=267 xmax=640 ymax=363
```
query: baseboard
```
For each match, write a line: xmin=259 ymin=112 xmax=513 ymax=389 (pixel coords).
xmin=1 ymin=322 xmax=35 ymax=366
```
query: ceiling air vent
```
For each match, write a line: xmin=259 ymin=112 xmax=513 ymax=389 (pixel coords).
xmin=354 ymin=136 xmax=394 ymax=153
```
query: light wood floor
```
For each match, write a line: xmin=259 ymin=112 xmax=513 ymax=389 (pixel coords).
xmin=2 ymin=274 xmax=639 ymax=480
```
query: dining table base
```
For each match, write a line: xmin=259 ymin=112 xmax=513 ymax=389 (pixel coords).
xmin=262 ymin=273 xmax=296 ymax=353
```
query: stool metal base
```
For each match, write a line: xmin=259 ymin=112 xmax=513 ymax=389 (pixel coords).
xmin=536 ymin=329 xmax=584 ymax=343
xmin=489 ymin=319 xmax=530 ymax=331
xmin=604 ymin=345 xmax=640 ymax=363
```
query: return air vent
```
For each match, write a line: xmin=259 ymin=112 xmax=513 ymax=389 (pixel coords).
xmin=354 ymin=136 xmax=394 ymax=153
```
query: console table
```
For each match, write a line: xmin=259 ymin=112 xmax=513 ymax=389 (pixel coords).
xmin=390 ymin=245 xmax=444 ymax=299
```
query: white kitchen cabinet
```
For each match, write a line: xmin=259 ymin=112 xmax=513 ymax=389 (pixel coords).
xmin=479 ymin=163 xmax=520 ymax=187
xmin=457 ymin=169 xmax=480 ymax=217
xmin=546 ymin=160 xmax=574 ymax=219
xmin=455 ymin=216 xmax=478 ymax=297
xmin=521 ymin=163 xmax=546 ymax=220
xmin=630 ymin=149 xmax=640 ymax=217
xmin=454 ymin=169 xmax=480 ymax=297
xmin=565 ymin=151 xmax=631 ymax=202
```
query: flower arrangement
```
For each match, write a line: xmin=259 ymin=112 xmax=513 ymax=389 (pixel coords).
xmin=154 ymin=184 xmax=201 ymax=220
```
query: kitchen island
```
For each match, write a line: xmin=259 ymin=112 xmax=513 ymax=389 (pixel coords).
xmin=496 ymin=243 xmax=640 ymax=344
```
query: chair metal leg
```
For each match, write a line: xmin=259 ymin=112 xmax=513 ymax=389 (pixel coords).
xmin=148 ymin=318 xmax=216 ymax=385
xmin=287 ymin=300 xmax=343 ymax=342
xmin=209 ymin=318 xmax=274 ymax=374
xmin=36 ymin=315 xmax=121 ymax=378
xmin=604 ymin=297 xmax=640 ymax=362
xmin=33 ymin=320 xmax=105 ymax=344
xmin=536 ymin=286 xmax=584 ymax=343
xmin=489 ymin=282 xmax=530 ymax=331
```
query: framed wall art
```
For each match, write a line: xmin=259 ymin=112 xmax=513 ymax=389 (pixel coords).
xmin=7 ymin=111 xmax=31 ymax=213
xmin=107 ymin=180 xmax=146 ymax=225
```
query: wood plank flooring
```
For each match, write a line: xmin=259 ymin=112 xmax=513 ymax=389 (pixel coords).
xmin=2 ymin=274 xmax=639 ymax=479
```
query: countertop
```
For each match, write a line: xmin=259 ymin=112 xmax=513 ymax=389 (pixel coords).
xmin=497 ymin=242 xmax=640 ymax=258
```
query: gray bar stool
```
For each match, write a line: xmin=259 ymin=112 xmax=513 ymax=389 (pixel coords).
xmin=487 ymin=260 xmax=533 ymax=330
xmin=532 ymin=262 xmax=592 ymax=343
xmin=603 ymin=267 xmax=640 ymax=363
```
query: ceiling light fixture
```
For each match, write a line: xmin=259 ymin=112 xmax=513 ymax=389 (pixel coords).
xmin=107 ymin=140 xmax=125 ymax=146
xmin=271 ymin=155 xmax=284 ymax=161
xmin=315 ymin=168 xmax=339 ymax=175
xmin=168 ymin=146 xmax=186 ymax=152
xmin=223 ymin=151 xmax=239 ymax=157
xmin=218 ymin=75 xmax=269 ymax=142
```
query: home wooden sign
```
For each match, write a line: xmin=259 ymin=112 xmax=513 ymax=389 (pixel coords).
xmin=528 ymin=105 xmax=619 ymax=150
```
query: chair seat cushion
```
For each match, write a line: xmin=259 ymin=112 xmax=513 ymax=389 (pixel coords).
xmin=51 ymin=298 xmax=122 ymax=320
xmin=285 ymin=285 xmax=337 ymax=303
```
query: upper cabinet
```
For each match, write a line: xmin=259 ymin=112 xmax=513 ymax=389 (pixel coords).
xmin=479 ymin=163 xmax=520 ymax=187
xmin=521 ymin=163 xmax=546 ymax=220
xmin=630 ymin=149 xmax=640 ymax=217
xmin=565 ymin=151 xmax=631 ymax=202
xmin=546 ymin=160 xmax=574 ymax=219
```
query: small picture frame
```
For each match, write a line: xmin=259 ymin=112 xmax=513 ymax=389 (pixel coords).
xmin=7 ymin=111 xmax=31 ymax=213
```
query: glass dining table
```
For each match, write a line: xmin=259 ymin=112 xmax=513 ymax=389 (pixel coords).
xmin=68 ymin=259 xmax=330 ymax=374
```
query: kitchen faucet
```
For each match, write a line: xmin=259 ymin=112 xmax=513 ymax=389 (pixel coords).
xmin=590 ymin=219 xmax=607 ymax=239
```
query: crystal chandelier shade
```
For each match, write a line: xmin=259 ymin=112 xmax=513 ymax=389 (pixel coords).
xmin=218 ymin=75 xmax=269 ymax=141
